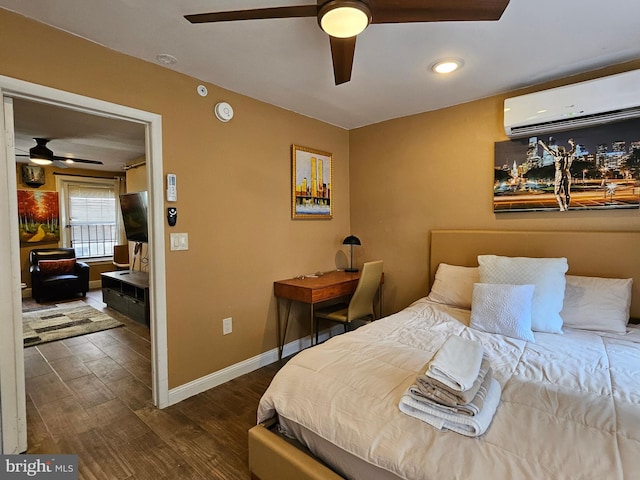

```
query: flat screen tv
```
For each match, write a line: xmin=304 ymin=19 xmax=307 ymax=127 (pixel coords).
xmin=119 ymin=191 xmax=148 ymax=243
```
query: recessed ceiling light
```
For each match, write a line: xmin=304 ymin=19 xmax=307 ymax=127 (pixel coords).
xmin=156 ymin=54 xmax=178 ymax=66
xmin=431 ymin=59 xmax=463 ymax=74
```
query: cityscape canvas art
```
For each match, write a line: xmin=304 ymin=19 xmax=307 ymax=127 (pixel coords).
xmin=494 ymin=118 xmax=640 ymax=212
xmin=291 ymin=145 xmax=333 ymax=219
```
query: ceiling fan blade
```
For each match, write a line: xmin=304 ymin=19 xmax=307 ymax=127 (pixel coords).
xmin=53 ymin=160 xmax=70 ymax=169
xmin=52 ymin=155 xmax=103 ymax=165
xmin=369 ymin=0 xmax=510 ymax=24
xmin=330 ymin=36 xmax=357 ymax=85
xmin=185 ymin=5 xmax=317 ymax=24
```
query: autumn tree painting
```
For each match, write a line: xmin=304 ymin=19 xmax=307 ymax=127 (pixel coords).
xmin=17 ymin=190 xmax=60 ymax=244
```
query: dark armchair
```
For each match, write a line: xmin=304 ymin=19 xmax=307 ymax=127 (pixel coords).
xmin=29 ymin=248 xmax=90 ymax=303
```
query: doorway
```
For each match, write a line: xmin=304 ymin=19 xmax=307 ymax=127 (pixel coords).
xmin=0 ymin=75 xmax=169 ymax=454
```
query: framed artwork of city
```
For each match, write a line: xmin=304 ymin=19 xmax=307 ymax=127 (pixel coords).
xmin=291 ymin=145 xmax=333 ymax=219
xmin=494 ymin=118 xmax=640 ymax=213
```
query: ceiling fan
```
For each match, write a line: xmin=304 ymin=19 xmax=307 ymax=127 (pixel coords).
xmin=16 ymin=138 xmax=104 ymax=167
xmin=185 ymin=0 xmax=511 ymax=85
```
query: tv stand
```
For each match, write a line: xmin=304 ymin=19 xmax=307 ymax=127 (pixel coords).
xmin=101 ymin=270 xmax=149 ymax=326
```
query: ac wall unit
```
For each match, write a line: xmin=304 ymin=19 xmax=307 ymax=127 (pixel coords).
xmin=504 ymin=69 xmax=640 ymax=138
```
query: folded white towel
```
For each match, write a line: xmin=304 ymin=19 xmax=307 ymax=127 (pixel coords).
xmin=425 ymin=335 xmax=484 ymax=391
xmin=416 ymin=355 xmax=492 ymax=407
xmin=409 ymin=365 xmax=493 ymax=416
xmin=399 ymin=378 xmax=502 ymax=437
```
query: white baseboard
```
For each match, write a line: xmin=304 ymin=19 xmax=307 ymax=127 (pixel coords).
xmin=167 ymin=325 xmax=343 ymax=406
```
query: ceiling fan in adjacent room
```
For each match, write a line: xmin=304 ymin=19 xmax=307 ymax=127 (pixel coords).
xmin=185 ymin=0 xmax=511 ymax=85
xmin=15 ymin=138 xmax=104 ymax=168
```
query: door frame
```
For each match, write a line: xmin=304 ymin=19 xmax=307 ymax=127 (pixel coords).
xmin=0 ymin=75 xmax=169 ymax=454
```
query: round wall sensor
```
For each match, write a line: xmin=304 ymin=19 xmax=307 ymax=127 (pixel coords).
xmin=214 ymin=102 xmax=234 ymax=122
xmin=197 ymin=85 xmax=208 ymax=97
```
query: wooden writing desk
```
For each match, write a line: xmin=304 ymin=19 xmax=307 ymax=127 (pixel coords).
xmin=274 ymin=270 xmax=383 ymax=359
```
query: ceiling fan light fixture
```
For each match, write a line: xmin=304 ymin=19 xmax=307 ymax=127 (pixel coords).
xmin=319 ymin=1 xmax=371 ymax=38
xmin=29 ymin=138 xmax=53 ymax=165
xmin=30 ymin=157 xmax=53 ymax=166
xmin=431 ymin=59 xmax=464 ymax=74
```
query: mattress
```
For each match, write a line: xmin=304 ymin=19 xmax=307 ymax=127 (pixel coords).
xmin=258 ymin=299 xmax=640 ymax=480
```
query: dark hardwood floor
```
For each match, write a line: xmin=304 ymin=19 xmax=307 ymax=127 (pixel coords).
xmin=23 ymin=290 xmax=284 ymax=479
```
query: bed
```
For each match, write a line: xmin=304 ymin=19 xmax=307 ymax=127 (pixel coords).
xmin=250 ymin=230 xmax=640 ymax=480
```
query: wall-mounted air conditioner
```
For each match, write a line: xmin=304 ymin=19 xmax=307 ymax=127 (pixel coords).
xmin=504 ymin=69 xmax=640 ymax=138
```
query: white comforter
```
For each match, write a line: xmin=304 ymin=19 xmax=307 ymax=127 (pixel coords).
xmin=258 ymin=299 xmax=640 ymax=480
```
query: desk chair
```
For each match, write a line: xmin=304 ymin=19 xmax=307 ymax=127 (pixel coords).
xmin=314 ymin=260 xmax=383 ymax=342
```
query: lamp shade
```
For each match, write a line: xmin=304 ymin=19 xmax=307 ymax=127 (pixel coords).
xmin=342 ymin=235 xmax=361 ymax=246
xmin=343 ymin=235 xmax=361 ymax=272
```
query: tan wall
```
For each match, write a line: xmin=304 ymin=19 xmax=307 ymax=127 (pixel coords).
xmin=1 ymin=9 xmax=350 ymax=388
xmin=15 ymin=163 xmax=125 ymax=284
xmin=350 ymin=61 xmax=640 ymax=315
xmin=125 ymin=160 xmax=147 ymax=193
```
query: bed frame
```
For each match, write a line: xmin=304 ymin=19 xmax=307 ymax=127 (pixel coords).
xmin=249 ymin=229 xmax=640 ymax=480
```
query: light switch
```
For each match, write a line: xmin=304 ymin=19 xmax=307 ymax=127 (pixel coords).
xmin=170 ymin=233 xmax=189 ymax=251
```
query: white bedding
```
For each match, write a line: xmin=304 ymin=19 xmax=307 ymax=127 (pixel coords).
xmin=258 ymin=299 xmax=640 ymax=480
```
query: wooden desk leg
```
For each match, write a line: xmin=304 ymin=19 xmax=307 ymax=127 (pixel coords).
xmin=310 ymin=303 xmax=315 ymax=347
xmin=276 ymin=298 xmax=281 ymax=360
xmin=277 ymin=299 xmax=292 ymax=360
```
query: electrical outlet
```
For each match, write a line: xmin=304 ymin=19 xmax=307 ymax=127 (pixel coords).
xmin=223 ymin=317 xmax=232 ymax=335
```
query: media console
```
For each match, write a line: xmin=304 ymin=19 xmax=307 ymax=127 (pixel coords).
xmin=101 ymin=270 xmax=149 ymax=326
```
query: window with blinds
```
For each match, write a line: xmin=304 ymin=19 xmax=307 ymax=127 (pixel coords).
xmin=66 ymin=183 xmax=118 ymax=259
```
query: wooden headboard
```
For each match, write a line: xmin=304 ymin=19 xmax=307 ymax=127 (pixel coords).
xmin=430 ymin=230 xmax=640 ymax=320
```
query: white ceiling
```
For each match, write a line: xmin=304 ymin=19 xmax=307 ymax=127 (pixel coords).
xmin=3 ymin=0 xmax=640 ymax=169
xmin=12 ymin=99 xmax=146 ymax=172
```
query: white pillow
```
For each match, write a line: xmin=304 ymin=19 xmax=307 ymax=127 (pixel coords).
xmin=470 ymin=283 xmax=536 ymax=342
xmin=478 ymin=255 xmax=568 ymax=334
xmin=427 ymin=263 xmax=479 ymax=309
xmin=561 ymin=275 xmax=632 ymax=333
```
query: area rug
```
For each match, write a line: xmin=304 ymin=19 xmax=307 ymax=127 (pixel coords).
xmin=23 ymin=300 xmax=124 ymax=347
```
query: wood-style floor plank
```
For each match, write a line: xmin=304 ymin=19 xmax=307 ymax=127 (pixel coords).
xmin=23 ymin=289 xmax=285 ymax=479
xmin=25 ymin=371 xmax=73 ymax=407
xmin=66 ymin=374 xmax=116 ymax=408
xmin=36 ymin=396 xmax=95 ymax=440
xmin=24 ymin=350 xmax=54 ymax=378
xmin=49 ymin=355 xmax=93 ymax=381
xmin=58 ymin=429 xmax=134 ymax=480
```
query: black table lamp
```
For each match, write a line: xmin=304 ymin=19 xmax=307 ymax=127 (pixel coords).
xmin=343 ymin=235 xmax=361 ymax=272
